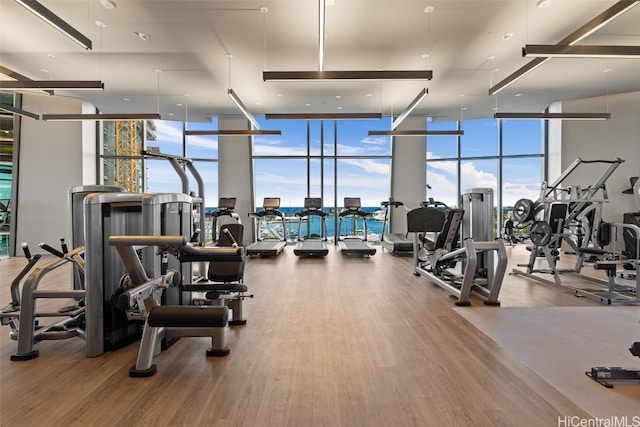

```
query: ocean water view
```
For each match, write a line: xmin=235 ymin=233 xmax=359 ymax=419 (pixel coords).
xmin=205 ymin=206 xmax=387 ymax=243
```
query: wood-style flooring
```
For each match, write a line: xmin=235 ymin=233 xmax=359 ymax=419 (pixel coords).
xmin=0 ymin=243 xmax=605 ymax=426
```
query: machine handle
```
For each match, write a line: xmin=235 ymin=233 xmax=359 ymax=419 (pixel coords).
xmin=222 ymin=228 xmax=238 ymax=248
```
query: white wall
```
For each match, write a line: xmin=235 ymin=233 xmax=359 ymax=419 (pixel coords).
xmin=218 ymin=115 xmax=254 ymax=242
xmin=16 ymin=94 xmax=84 ymax=253
xmin=560 ymin=91 xmax=640 ymax=221
xmin=390 ymin=115 xmax=427 ymax=233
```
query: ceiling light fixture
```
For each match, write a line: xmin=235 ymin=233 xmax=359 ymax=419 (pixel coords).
xmin=0 ymin=103 xmax=40 ymax=120
xmin=494 ymin=112 xmax=611 ymax=120
xmin=100 ymin=0 xmax=116 ymax=9
xmin=319 ymin=0 xmax=326 ymax=71
xmin=185 ymin=130 xmax=281 ymax=136
xmin=228 ymin=88 xmax=261 ymax=129
xmin=523 ymin=44 xmax=640 ymax=58
xmin=263 ymin=70 xmax=433 ymax=81
xmin=0 ymin=80 xmax=104 ymax=90
xmin=265 ymin=113 xmax=382 ymax=120
xmin=368 ymin=130 xmax=463 ymax=136
xmin=537 ymin=0 xmax=552 ymax=8
xmin=489 ymin=0 xmax=639 ymax=95
xmin=42 ymin=113 xmax=161 ymax=121
xmin=14 ymin=0 xmax=93 ymax=50
xmin=392 ymin=88 xmax=428 ymax=130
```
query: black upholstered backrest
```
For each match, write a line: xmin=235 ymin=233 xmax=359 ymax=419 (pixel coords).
xmin=208 ymin=223 xmax=245 ymax=282
xmin=406 ymin=207 xmax=446 ymax=233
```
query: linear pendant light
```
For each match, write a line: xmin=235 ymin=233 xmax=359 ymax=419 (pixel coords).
xmin=489 ymin=0 xmax=640 ymax=95
xmin=0 ymin=80 xmax=104 ymax=90
xmin=494 ymin=112 xmax=611 ymax=120
xmin=392 ymin=88 xmax=428 ymax=130
xmin=522 ymin=44 xmax=640 ymax=58
xmin=185 ymin=130 xmax=281 ymax=136
xmin=0 ymin=103 xmax=40 ymax=120
xmin=368 ymin=130 xmax=463 ymax=136
xmin=228 ymin=88 xmax=261 ymax=129
xmin=265 ymin=113 xmax=382 ymax=120
xmin=263 ymin=70 xmax=433 ymax=81
xmin=14 ymin=0 xmax=93 ymax=50
xmin=42 ymin=113 xmax=161 ymax=121
xmin=318 ymin=0 xmax=326 ymax=71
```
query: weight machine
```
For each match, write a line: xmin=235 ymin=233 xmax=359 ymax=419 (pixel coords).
xmin=510 ymin=158 xmax=637 ymax=301
xmin=411 ymin=207 xmax=508 ymax=306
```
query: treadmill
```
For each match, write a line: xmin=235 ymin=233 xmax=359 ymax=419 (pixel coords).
xmin=210 ymin=197 xmax=241 ymax=244
xmin=246 ymin=197 xmax=287 ymax=257
xmin=294 ymin=198 xmax=329 ymax=257
xmin=337 ymin=197 xmax=376 ymax=256
xmin=379 ymin=198 xmax=413 ymax=256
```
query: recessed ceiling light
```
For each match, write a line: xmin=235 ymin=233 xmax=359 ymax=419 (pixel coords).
xmin=487 ymin=55 xmax=495 ymax=62
xmin=95 ymin=20 xmax=107 ymax=28
xmin=603 ymin=68 xmax=613 ymax=73
xmin=461 ymin=107 xmax=468 ymax=111
xmin=335 ymin=95 xmax=341 ymax=99
xmin=40 ymin=68 xmax=50 ymax=73
xmin=305 ymin=103 xmax=311 ymax=107
xmin=503 ymin=33 xmax=514 ymax=40
xmin=177 ymin=103 xmax=183 ymax=107
xmin=366 ymin=93 xmax=372 ymax=97
xmin=421 ymin=53 xmax=430 ymax=59
xmin=515 ymin=93 xmax=522 ymax=97
xmin=260 ymin=6 xmax=268 ymax=13
xmin=123 ymin=97 xmax=130 ymax=101
xmin=277 ymin=93 xmax=283 ymax=97
xmin=537 ymin=0 xmax=551 ymax=8
xmin=134 ymin=32 xmax=151 ymax=41
xmin=101 ymin=0 xmax=116 ymax=9
xmin=424 ymin=6 xmax=435 ymax=14
xmin=337 ymin=106 xmax=343 ymax=110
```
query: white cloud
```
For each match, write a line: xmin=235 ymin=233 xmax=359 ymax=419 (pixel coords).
xmin=339 ymin=159 xmax=389 ymax=175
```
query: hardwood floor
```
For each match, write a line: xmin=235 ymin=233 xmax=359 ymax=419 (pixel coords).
xmin=0 ymin=243 xmax=603 ymax=426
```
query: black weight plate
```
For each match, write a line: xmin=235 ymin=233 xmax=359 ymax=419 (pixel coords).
xmin=530 ymin=221 xmax=552 ymax=246
xmin=513 ymin=198 xmax=536 ymax=222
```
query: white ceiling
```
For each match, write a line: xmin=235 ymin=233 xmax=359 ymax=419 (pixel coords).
xmin=1 ymin=0 xmax=639 ymax=123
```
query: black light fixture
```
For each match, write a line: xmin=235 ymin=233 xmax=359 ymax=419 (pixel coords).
xmin=368 ymin=130 xmax=463 ymax=136
xmin=265 ymin=113 xmax=382 ymax=120
xmin=185 ymin=129 xmax=281 ymax=136
xmin=0 ymin=103 xmax=40 ymax=120
xmin=14 ymin=0 xmax=93 ymax=50
xmin=489 ymin=0 xmax=640 ymax=95
xmin=0 ymin=80 xmax=104 ymax=90
xmin=494 ymin=112 xmax=611 ymax=120
xmin=263 ymin=70 xmax=433 ymax=81
xmin=42 ymin=113 xmax=161 ymax=121
xmin=522 ymin=44 xmax=640 ymax=58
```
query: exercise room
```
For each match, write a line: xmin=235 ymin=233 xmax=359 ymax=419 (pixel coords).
xmin=1 ymin=1 xmax=639 ymax=426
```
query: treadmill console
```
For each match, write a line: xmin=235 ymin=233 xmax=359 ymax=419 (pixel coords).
xmin=344 ymin=197 xmax=361 ymax=209
xmin=263 ymin=197 xmax=281 ymax=210
xmin=218 ymin=197 xmax=236 ymax=210
xmin=305 ymin=198 xmax=322 ymax=210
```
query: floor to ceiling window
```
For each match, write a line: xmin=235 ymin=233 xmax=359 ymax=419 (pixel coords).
xmin=253 ymin=117 xmax=392 ymax=242
xmin=426 ymin=117 xmax=544 ymax=237
xmin=0 ymin=92 xmax=15 ymax=256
